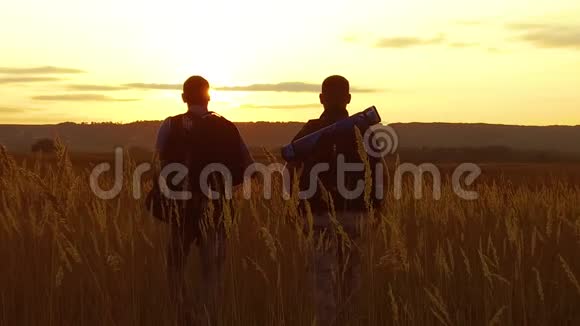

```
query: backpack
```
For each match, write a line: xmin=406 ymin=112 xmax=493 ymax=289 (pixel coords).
xmin=146 ymin=111 xmax=245 ymax=225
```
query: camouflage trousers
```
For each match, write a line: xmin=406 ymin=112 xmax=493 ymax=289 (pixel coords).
xmin=310 ymin=211 xmax=365 ymax=326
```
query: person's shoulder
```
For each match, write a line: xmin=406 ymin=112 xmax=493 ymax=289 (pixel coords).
xmin=202 ymin=111 xmax=228 ymax=121
xmin=203 ymin=111 xmax=235 ymax=125
xmin=294 ymin=119 xmax=323 ymax=139
xmin=164 ymin=113 xmax=187 ymax=125
xmin=201 ymin=112 xmax=240 ymax=136
xmin=299 ymin=119 xmax=322 ymax=131
xmin=158 ymin=117 xmax=172 ymax=129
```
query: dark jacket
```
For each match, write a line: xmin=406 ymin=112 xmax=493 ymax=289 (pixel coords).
xmin=292 ymin=113 xmax=383 ymax=215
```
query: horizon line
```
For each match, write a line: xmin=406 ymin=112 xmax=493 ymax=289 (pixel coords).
xmin=1 ymin=121 xmax=579 ymax=128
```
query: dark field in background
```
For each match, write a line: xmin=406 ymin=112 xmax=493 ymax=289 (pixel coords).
xmin=1 ymin=147 xmax=580 ymax=325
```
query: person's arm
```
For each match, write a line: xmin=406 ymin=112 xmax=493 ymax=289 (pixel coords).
xmin=155 ymin=118 xmax=171 ymax=162
xmin=147 ymin=118 xmax=172 ymax=207
xmin=239 ymin=140 xmax=254 ymax=170
xmin=221 ymin=121 xmax=255 ymax=188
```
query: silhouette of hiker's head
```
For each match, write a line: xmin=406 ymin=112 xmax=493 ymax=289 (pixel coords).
xmin=182 ymin=76 xmax=210 ymax=106
xmin=320 ymin=75 xmax=351 ymax=115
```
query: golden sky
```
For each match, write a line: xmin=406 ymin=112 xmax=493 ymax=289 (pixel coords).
xmin=1 ymin=0 xmax=579 ymax=125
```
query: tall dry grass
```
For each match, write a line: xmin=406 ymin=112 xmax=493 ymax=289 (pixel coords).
xmin=1 ymin=144 xmax=580 ymax=325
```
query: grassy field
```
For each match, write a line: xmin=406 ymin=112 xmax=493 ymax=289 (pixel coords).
xmin=1 ymin=145 xmax=580 ymax=325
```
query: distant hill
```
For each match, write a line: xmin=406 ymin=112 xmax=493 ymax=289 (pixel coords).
xmin=1 ymin=121 xmax=579 ymax=155
xmin=390 ymin=123 xmax=580 ymax=154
